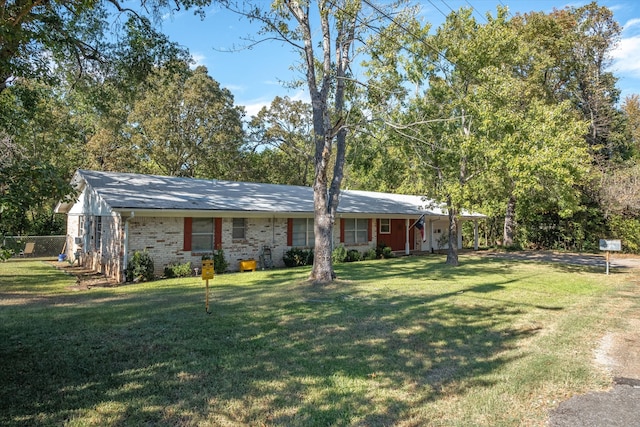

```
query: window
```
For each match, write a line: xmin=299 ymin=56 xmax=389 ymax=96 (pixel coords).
xmin=192 ymin=218 xmax=214 ymax=252
xmin=292 ymin=218 xmax=314 ymax=247
xmin=232 ymin=218 xmax=246 ymax=240
xmin=344 ymin=218 xmax=369 ymax=244
xmin=379 ymin=218 xmax=391 ymax=234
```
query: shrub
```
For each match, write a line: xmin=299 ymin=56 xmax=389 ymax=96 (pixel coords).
xmin=126 ymin=250 xmax=155 ymax=282
xmin=203 ymin=250 xmax=228 ymax=274
xmin=608 ymin=215 xmax=640 ymax=253
xmin=332 ymin=245 xmax=347 ymax=263
xmin=346 ymin=249 xmax=362 ymax=262
xmin=305 ymin=249 xmax=314 ymax=265
xmin=382 ymin=246 xmax=394 ymax=259
xmin=376 ymin=242 xmax=394 ymax=259
xmin=214 ymin=249 xmax=228 ymax=274
xmin=0 ymin=246 xmax=13 ymax=262
xmin=363 ymin=248 xmax=377 ymax=260
xmin=283 ymin=248 xmax=313 ymax=267
xmin=164 ymin=261 xmax=192 ymax=278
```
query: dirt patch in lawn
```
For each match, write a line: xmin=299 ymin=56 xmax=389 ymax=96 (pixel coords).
xmin=50 ymin=261 xmax=119 ymax=290
xmin=596 ymin=305 xmax=640 ymax=385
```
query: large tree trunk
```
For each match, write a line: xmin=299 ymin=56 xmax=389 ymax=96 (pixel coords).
xmin=445 ymin=200 xmax=459 ymax=266
xmin=289 ymin=0 xmax=354 ymax=284
xmin=310 ymin=176 xmax=335 ymax=283
xmin=503 ymin=194 xmax=516 ymax=247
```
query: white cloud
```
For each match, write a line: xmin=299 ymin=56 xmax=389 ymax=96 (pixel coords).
xmin=289 ymin=89 xmax=310 ymax=103
xmin=612 ymin=35 xmax=640 ymax=77
xmin=225 ymin=84 xmax=246 ymax=93
xmin=623 ymin=18 xmax=640 ymax=30
xmin=242 ymin=98 xmax=272 ymax=118
xmin=190 ymin=53 xmax=206 ymax=68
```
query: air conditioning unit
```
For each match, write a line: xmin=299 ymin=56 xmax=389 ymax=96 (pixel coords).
xmin=74 ymin=237 xmax=84 ymax=246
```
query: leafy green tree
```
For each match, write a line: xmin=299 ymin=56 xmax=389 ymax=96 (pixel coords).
xmin=366 ymin=7 xmax=509 ymax=265
xmin=512 ymin=3 xmax=633 ymax=250
xmin=0 ymin=0 xmax=215 ymax=240
xmin=0 ymin=0 xmax=207 ymax=93
xmin=0 ymin=159 xmax=73 ymax=236
xmin=247 ymin=96 xmax=314 ymax=186
xmin=227 ymin=0 xmax=398 ymax=283
xmin=365 ymin=6 xmax=592 ymax=259
xmin=129 ymin=64 xmax=246 ymax=179
xmin=622 ymin=95 xmax=640 ymax=159
xmin=518 ymin=3 xmax=624 ymax=163
xmin=0 ymin=80 xmax=82 ymax=235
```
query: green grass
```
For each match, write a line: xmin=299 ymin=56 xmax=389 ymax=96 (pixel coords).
xmin=1 ymin=255 xmax=637 ymax=426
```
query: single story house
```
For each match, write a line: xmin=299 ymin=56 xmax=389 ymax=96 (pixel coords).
xmin=55 ymin=170 xmax=485 ymax=282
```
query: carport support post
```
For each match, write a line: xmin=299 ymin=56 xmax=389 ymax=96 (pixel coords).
xmin=473 ymin=220 xmax=479 ymax=251
xmin=429 ymin=219 xmax=434 ymax=252
xmin=405 ymin=218 xmax=410 ymax=255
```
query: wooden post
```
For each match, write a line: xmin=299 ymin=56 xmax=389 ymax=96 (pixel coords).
xmin=202 ymin=259 xmax=215 ymax=314
xmin=205 ymin=279 xmax=210 ymax=313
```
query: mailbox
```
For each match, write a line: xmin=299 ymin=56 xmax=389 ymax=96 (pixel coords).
xmin=599 ymin=239 xmax=621 ymax=251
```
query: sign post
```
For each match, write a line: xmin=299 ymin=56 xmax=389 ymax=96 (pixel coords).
xmin=201 ymin=259 xmax=215 ymax=314
xmin=599 ymin=239 xmax=622 ymax=275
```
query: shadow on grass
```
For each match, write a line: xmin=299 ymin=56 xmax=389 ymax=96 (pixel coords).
xmin=0 ymin=257 xmax=549 ymax=426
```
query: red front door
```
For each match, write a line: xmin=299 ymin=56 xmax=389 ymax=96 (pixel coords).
xmin=379 ymin=219 xmax=414 ymax=251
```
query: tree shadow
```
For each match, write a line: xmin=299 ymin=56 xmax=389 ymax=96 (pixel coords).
xmin=0 ymin=263 xmax=549 ymax=426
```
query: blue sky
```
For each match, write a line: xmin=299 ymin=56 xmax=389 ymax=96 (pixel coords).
xmin=158 ymin=1 xmax=640 ymax=116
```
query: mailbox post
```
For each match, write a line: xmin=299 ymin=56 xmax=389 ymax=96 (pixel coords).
xmin=599 ymin=239 xmax=621 ymax=275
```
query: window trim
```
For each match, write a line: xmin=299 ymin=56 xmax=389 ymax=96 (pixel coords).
xmin=291 ymin=218 xmax=314 ymax=247
xmin=343 ymin=218 xmax=369 ymax=244
xmin=232 ymin=218 xmax=247 ymax=240
xmin=379 ymin=218 xmax=391 ymax=234
xmin=191 ymin=218 xmax=214 ymax=253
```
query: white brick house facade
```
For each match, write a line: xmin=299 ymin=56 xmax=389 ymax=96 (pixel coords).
xmin=56 ymin=170 xmax=483 ymax=282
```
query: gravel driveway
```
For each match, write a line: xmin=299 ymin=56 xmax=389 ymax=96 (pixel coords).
xmin=483 ymin=250 xmax=640 ymax=270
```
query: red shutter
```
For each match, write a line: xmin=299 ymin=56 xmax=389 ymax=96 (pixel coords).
xmin=214 ymin=218 xmax=222 ymax=250
xmin=340 ymin=218 xmax=345 ymax=243
xmin=183 ymin=217 xmax=192 ymax=251
xmin=368 ymin=218 xmax=373 ymax=242
xmin=287 ymin=218 xmax=293 ymax=246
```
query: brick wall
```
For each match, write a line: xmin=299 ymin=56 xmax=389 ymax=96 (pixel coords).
xmin=67 ymin=214 xmax=382 ymax=281
xmin=127 ymin=216 xmax=292 ymax=276
xmin=128 ymin=217 xmax=185 ymax=275
xmin=126 ymin=216 xmax=378 ymax=278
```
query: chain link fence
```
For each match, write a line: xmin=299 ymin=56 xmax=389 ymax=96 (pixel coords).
xmin=3 ymin=235 xmax=66 ymax=258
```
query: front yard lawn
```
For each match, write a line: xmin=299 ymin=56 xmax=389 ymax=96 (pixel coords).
xmin=0 ymin=255 xmax=636 ymax=426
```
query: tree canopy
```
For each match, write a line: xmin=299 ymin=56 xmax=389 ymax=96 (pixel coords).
xmin=129 ymin=64 xmax=246 ymax=178
xmin=1 ymin=0 xmax=639 ymax=259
